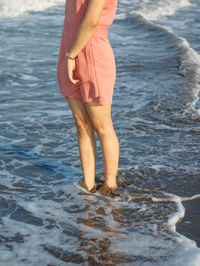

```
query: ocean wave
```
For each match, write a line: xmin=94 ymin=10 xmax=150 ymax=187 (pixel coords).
xmin=119 ymin=0 xmax=200 ymax=118
xmin=115 ymin=0 xmax=197 ymax=21
xmin=134 ymin=16 xmax=200 ymax=118
xmin=130 ymin=0 xmax=195 ymax=21
xmin=0 ymin=0 xmax=196 ymax=21
xmin=0 ymin=0 xmax=65 ymax=18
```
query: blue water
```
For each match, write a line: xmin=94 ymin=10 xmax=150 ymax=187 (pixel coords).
xmin=0 ymin=0 xmax=200 ymax=265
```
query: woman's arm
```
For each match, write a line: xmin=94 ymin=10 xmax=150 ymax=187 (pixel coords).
xmin=68 ymin=0 xmax=106 ymax=58
xmin=66 ymin=0 xmax=106 ymax=85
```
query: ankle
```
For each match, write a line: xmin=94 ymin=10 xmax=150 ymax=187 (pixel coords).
xmin=104 ymin=182 xmax=118 ymax=189
xmin=80 ymin=179 xmax=95 ymax=191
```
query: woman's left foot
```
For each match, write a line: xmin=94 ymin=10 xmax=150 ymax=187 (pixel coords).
xmin=78 ymin=180 xmax=98 ymax=193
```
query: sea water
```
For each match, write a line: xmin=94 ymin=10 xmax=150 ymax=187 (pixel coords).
xmin=0 ymin=0 xmax=200 ymax=265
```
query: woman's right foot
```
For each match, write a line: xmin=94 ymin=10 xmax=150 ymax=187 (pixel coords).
xmin=99 ymin=184 xmax=120 ymax=197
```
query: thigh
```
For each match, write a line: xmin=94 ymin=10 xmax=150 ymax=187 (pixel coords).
xmin=85 ymin=102 xmax=113 ymax=130
xmin=66 ymin=97 xmax=93 ymax=127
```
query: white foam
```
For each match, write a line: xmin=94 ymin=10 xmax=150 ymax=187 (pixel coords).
xmin=0 ymin=217 xmax=68 ymax=266
xmin=130 ymin=12 xmax=200 ymax=119
xmin=151 ymin=192 xmax=200 ymax=265
xmin=155 ymin=24 xmax=200 ymax=118
xmin=131 ymin=0 xmax=194 ymax=21
xmin=152 ymin=192 xmax=200 ymax=241
xmin=1 ymin=175 xmax=200 ymax=265
xmin=121 ymin=0 xmax=200 ymax=117
xmin=127 ymin=0 xmax=200 ymax=118
xmin=179 ymin=38 xmax=200 ymax=117
xmin=0 ymin=0 xmax=65 ymax=19
xmin=114 ymin=12 xmax=127 ymax=21
xmin=167 ymin=194 xmax=185 ymax=233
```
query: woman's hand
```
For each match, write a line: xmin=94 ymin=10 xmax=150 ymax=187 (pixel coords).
xmin=66 ymin=58 xmax=80 ymax=85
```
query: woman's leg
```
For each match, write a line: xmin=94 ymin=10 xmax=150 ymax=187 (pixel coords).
xmin=66 ymin=97 xmax=97 ymax=190
xmin=85 ymin=102 xmax=119 ymax=189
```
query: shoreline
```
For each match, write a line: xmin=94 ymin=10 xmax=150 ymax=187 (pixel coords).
xmin=176 ymin=197 xmax=200 ymax=248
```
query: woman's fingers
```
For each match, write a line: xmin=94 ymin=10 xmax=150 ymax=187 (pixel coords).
xmin=67 ymin=59 xmax=80 ymax=85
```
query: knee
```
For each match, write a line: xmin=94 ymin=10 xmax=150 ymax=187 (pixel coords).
xmin=94 ymin=122 xmax=114 ymax=138
xmin=73 ymin=114 xmax=93 ymax=136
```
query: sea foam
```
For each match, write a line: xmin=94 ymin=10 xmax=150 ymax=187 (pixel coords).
xmin=0 ymin=0 xmax=65 ymax=18
xmin=131 ymin=0 xmax=194 ymax=21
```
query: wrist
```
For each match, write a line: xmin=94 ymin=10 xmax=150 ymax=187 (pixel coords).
xmin=65 ymin=51 xmax=76 ymax=60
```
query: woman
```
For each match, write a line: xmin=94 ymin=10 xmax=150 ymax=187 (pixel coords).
xmin=57 ymin=0 xmax=119 ymax=196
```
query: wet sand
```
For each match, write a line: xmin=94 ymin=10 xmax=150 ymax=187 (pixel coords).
xmin=176 ymin=198 xmax=200 ymax=248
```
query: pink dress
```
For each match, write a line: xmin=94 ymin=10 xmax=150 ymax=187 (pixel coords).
xmin=57 ymin=0 xmax=117 ymax=105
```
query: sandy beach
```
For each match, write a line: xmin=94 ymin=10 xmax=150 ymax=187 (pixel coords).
xmin=177 ymin=198 xmax=200 ymax=248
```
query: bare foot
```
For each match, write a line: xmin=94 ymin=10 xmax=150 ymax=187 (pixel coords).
xmin=99 ymin=184 xmax=120 ymax=197
xmin=78 ymin=180 xmax=97 ymax=193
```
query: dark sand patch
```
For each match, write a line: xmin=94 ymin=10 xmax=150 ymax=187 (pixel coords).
xmin=176 ymin=197 xmax=200 ymax=248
